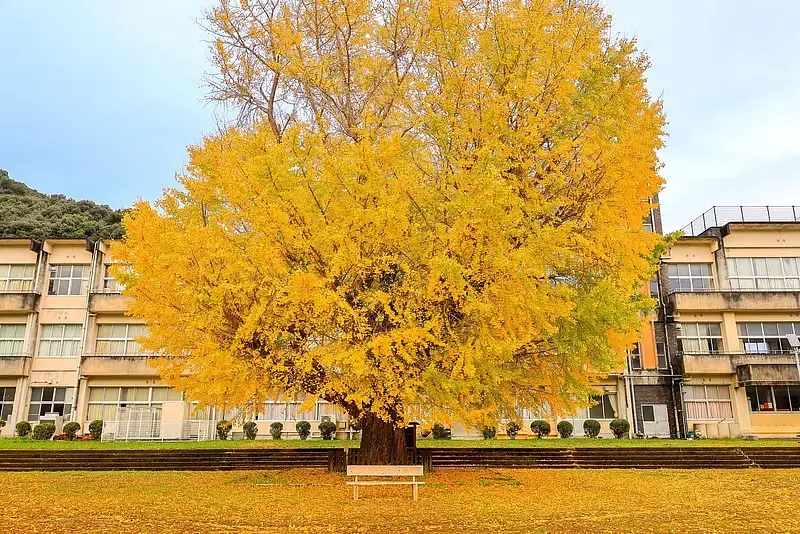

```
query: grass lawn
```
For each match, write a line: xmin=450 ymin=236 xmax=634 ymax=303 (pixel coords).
xmin=0 ymin=436 xmax=797 ymax=449
xmin=2 ymin=468 xmax=798 ymax=533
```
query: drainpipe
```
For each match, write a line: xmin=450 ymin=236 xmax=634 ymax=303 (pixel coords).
xmin=625 ymin=359 xmax=639 ymax=436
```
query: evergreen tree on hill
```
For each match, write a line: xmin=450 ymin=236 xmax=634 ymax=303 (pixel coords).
xmin=0 ymin=169 xmax=124 ymax=242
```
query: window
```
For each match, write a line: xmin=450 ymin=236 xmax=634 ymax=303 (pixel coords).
xmin=86 ymin=386 xmax=182 ymax=421
xmin=746 ymin=386 xmax=800 ymax=412
xmin=656 ymin=342 xmax=668 ymax=370
xmin=643 ymin=212 xmax=654 ymax=233
xmin=738 ymin=322 xmax=800 ymax=353
xmin=27 ymin=387 xmax=73 ymax=421
xmin=728 ymin=257 xmax=800 ymax=290
xmin=95 ymin=324 xmax=147 ymax=355
xmin=667 ymin=264 xmax=714 ymax=291
xmin=0 ymin=324 xmax=26 ymax=355
xmin=102 ymin=264 xmax=126 ymax=292
xmin=0 ymin=264 xmax=35 ymax=292
xmin=38 ymin=324 xmax=82 ymax=358
xmin=677 ymin=323 xmax=723 ymax=354
xmin=684 ymin=385 xmax=733 ymax=420
xmin=47 ymin=265 xmax=89 ymax=296
xmin=642 ymin=405 xmax=655 ymax=422
xmin=0 ymin=387 xmax=15 ymax=420
xmin=256 ymin=399 xmax=332 ymax=421
xmin=629 ymin=343 xmax=642 ymax=370
xmin=649 ymin=280 xmax=660 ymax=299
xmin=568 ymin=394 xmax=617 ymax=420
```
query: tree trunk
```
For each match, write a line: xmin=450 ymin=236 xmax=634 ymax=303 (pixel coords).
xmin=357 ymin=412 xmax=407 ymax=465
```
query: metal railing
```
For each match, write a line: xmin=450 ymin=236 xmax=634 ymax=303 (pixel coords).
xmin=666 ymin=287 xmax=800 ymax=296
xmin=682 ymin=206 xmax=800 ymax=236
xmin=100 ymin=419 xmax=216 ymax=442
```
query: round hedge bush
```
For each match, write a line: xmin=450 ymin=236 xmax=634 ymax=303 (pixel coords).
xmin=432 ymin=423 xmax=450 ymax=440
xmin=32 ymin=422 xmax=56 ymax=440
xmin=609 ymin=418 xmax=630 ymax=439
xmin=505 ymin=421 xmax=521 ymax=438
xmin=319 ymin=420 xmax=337 ymax=440
xmin=243 ymin=421 xmax=258 ymax=440
xmin=88 ymin=420 xmax=104 ymax=440
xmin=583 ymin=419 xmax=601 ymax=438
xmin=482 ymin=426 xmax=497 ymax=440
xmin=296 ymin=420 xmax=311 ymax=440
xmin=556 ymin=420 xmax=574 ymax=439
xmin=63 ymin=422 xmax=81 ymax=440
xmin=270 ymin=421 xmax=283 ymax=440
xmin=216 ymin=420 xmax=233 ymax=440
xmin=530 ymin=420 xmax=551 ymax=439
xmin=15 ymin=420 xmax=31 ymax=437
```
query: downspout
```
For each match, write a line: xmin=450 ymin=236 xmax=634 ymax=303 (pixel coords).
xmin=625 ymin=358 xmax=639 ymax=436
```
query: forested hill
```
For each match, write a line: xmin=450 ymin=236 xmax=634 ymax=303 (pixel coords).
xmin=0 ymin=169 xmax=124 ymax=241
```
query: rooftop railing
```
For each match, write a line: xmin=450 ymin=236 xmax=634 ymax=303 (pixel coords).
xmin=681 ymin=206 xmax=800 ymax=236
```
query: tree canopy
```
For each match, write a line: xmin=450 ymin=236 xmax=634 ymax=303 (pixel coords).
xmin=0 ymin=169 xmax=124 ymax=242
xmin=116 ymin=0 xmax=666 ymax=463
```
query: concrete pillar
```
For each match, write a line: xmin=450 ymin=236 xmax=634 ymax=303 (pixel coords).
xmin=721 ymin=312 xmax=739 ymax=353
xmin=732 ymin=385 xmax=751 ymax=436
xmin=713 ymin=243 xmax=730 ymax=290
xmin=74 ymin=377 xmax=89 ymax=426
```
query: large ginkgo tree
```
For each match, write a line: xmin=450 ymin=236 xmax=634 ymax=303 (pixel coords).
xmin=115 ymin=0 xmax=665 ymax=463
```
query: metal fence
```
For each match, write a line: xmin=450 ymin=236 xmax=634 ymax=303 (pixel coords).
xmin=101 ymin=419 xmax=216 ymax=442
xmin=682 ymin=206 xmax=800 ymax=236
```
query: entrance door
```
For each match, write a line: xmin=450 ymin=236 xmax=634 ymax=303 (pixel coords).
xmin=642 ymin=404 xmax=670 ymax=437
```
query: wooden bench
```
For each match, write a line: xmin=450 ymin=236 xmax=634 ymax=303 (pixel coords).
xmin=346 ymin=465 xmax=425 ymax=501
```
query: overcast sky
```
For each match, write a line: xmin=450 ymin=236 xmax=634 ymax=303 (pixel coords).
xmin=1 ymin=1 xmax=798 ymax=231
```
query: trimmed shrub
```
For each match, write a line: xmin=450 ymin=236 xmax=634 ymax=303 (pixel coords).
xmin=243 ymin=421 xmax=258 ymax=440
xmin=557 ymin=420 xmax=574 ymax=439
xmin=296 ymin=420 xmax=311 ymax=440
xmin=609 ymin=418 xmax=631 ymax=439
xmin=530 ymin=420 xmax=551 ymax=439
xmin=482 ymin=426 xmax=497 ymax=440
xmin=63 ymin=422 xmax=81 ymax=440
xmin=32 ymin=423 xmax=56 ymax=440
xmin=583 ymin=419 xmax=601 ymax=438
xmin=505 ymin=421 xmax=521 ymax=439
xmin=0 ymin=419 xmax=5 ymax=430
xmin=216 ymin=420 xmax=233 ymax=440
xmin=88 ymin=420 xmax=104 ymax=440
xmin=15 ymin=420 xmax=31 ymax=437
xmin=270 ymin=421 xmax=283 ymax=440
xmin=432 ymin=423 xmax=450 ymax=440
xmin=319 ymin=420 xmax=336 ymax=440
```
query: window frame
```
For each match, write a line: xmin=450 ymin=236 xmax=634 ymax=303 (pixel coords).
xmin=0 ymin=386 xmax=15 ymax=420
xmin=737 ymin=322 xmax=800 ymax=354
xmin=683 ymin=384 xmax=734 ymax=420
xmin=86 ymin=386 xmax=182 ymax=423
xmin=0 ymin=264 xmax=36 ymax=292
xmin=27 ymin=386 xmax=74 ymax=421
xmin=38 ymin=324 xmax=82 ymax=358
xmin=746 ymin=385 xmax=800 ymax=412
xmin=0 ymin=324 xmax=26 ymax=356
xmin=728 ymin=257 xmax=800 ymax=290
xmin=666 ymin=263 xmax=714 ymax=292
xmin=677 ymin=322 xmax=723 ymax=354
xmin=94 ymin=323 xmax=148 ymax=356
xmin=47 ymin=264 xmax=89 ymax=296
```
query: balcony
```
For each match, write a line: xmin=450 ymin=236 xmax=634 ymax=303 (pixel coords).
xmin=680 ymin=351 xmax=800 ymax=384
xmin=666 ymin=289 xmax=800 ymax=313
xmin=87 ymin=290 xmax=133 ymax=313
xmin=0 ymin=291 xmax=40 ymax=313
xmin=0 ymin=354 xmax=31 ymax=376
xmin=681 ymin=205 xmax=800 ymax=236
xmin=80 ymin=354 xmax=160 ymax=377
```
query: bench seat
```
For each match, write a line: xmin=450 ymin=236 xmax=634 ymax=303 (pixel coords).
xmin=346 ymin=465 xmax=425 ymax=500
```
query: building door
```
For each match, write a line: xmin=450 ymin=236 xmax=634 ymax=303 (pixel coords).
xmin=642 ymin=404 xmax=670 ymax=437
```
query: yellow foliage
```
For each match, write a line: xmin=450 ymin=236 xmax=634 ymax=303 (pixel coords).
xmin=115 ymin=0 xmax=665 ymax=428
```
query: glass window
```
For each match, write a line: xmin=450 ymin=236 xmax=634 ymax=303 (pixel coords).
xmin=47 ymin=265 xmax=89 ymax=296
xmin=586 ymin=394 xmax=616 ymax=420
xmin=95 ymin=324 xmax=148 ymax=356
xmin=0 ymin=324 xmax=26 ymax=356
xmin=86 ymin=386 xmax=182 ymax=423
xmin=0 ymin=387 xmax=15 ymax=420
xmin=678 ymin=323 xmax=723 ymax=354
xmin=728 ymin=257 xmax=800 ymax=290
xmin=642 ymin=405 xmax=655 ymax=422
xmin=38 ymin=324 xmax=82 ymax=358
xmin=102 ymin=264 xmax=127 ymax=292
xmin=27 ymin=387 xmax=74 ymax=421
xmin=738 ymin=322 xmax=798 ymax=354
xmin=667 ymin=264 xmax=714 ymax=292
xmin=656 ymin=342 xmax=668 ymax=370
xmin=628 ymin=343 xmax=642 ymax=370
xmin=684 ymin=385 xmax=734 ymax=420
xmin=0 ymin=264 xmax=36 ymax=292
xmin=747 ymin=386 xmax=800 ymax=412
xmin=649 ymin=280 xmax=660 ymax=299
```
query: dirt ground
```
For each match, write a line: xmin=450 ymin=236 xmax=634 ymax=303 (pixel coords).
xmin=2 ymin=468 xmax=799 ymax=533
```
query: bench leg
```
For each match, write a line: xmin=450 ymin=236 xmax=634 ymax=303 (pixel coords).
xmin=413 ymin=477 xmax=418 ymax=501
xmin=354 ymin=476 xmax=358 ymax=501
